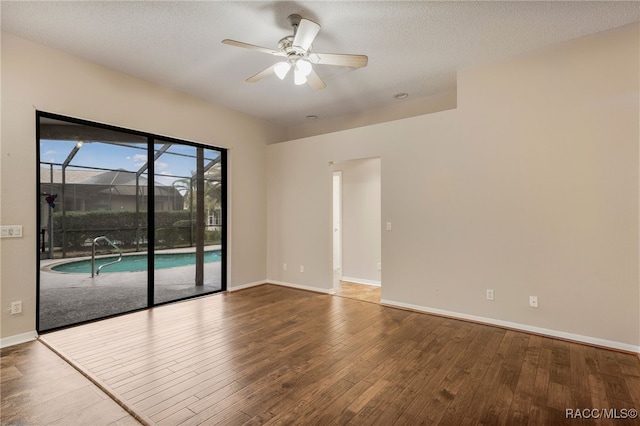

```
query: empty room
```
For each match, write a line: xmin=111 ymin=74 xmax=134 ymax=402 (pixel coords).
xmin=2 ymin=1 xmax=640 ymax=425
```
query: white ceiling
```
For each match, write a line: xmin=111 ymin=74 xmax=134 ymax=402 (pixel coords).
xmin=2 ymin=1 xmax=640 ymax=129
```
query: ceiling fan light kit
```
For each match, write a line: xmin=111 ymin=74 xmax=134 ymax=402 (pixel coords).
xmin=274 ymin=62 xmax=291 ymax=80
xmin=222 ymin=14 xmax=368 ymax=91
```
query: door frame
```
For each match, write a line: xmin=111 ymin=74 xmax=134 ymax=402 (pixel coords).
xmin=332 ymin=171 xmax=343 ymax=289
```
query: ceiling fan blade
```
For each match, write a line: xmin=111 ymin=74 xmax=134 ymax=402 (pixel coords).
xmin=222 ymin=39 xmax=285 ymax=56
xmin=309 ymin=52 xmax=368 ymax=68
xmin=246 ymin=64 xmax=278 ymax=83
xmin=306 ymin=69 xmax=326 ymax=91
xmin=292 ymin=18 xmax=320 ymax=52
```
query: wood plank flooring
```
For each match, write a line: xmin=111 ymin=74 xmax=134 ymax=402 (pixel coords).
xmin=334 ymin=281 xmax=381 ymax=304
xmin=8 ymin=284 xmax=640 ymax=425
xmin=1 ymin=339 xmax=140 ymax=425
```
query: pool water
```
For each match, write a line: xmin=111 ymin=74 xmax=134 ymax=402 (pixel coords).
xmin=51 ymin=250 xmax=221 ymax=274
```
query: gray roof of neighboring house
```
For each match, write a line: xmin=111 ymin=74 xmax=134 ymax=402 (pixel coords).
xmin=40 ymin=168 xmax=182 ymax=196
xmin=40 ymin=167 xmax=101 ymax=184
xmin=75 ymin=169 xmax=145 ymax=186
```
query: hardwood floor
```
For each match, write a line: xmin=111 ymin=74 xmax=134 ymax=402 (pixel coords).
xmin=4 ymin=284 xmax=640 ymax=425
xmin=334 ymin=281 xmax=381 ymax=303
xmin=1 ymin=339 xmax=140 ymax=425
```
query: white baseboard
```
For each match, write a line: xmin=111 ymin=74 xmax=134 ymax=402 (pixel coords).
xmin=380 ymin=299 xmax=640 ymax=354
xmin=0 ymin=331 xmax=38 ymax=349
xmin=341 ymin=277 xmax=381 ymax=287
xmin=227 ymin=280 xmax=267 ymax=292
xmin=268 ymin=280 xmax=336 ymax=295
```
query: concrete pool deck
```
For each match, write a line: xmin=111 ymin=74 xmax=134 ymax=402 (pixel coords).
xmin=39 ymin=246 xmax=222 ymax=331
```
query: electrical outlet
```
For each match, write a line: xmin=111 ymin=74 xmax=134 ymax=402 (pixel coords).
xmin=300 ymin=265 xmax=304 ymax=273
xmin=386 ymin=222 xmax=392 ymax=231
xmin=377 ymin=262 xmax=382 ymax=271
xmin=283 ymin=263 xmax=287 ymax=271
xmin=486 ymin=289 xmax=494 ymax=301
xmin=10 ymin=301 xmax=22 ymax=315
xmin=529 ymin=296 xmax=538 ymax=308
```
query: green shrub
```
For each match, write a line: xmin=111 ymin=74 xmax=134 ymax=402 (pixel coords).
xmin=53 ymin=210 xmax=196 ymax=252
xmin=51 ymin=210 xmax=221 ymax=254
xmin=205 ymin=229 xmax=221 ymax=245
xmin=156 ymin=227 xmax=179 ymax=249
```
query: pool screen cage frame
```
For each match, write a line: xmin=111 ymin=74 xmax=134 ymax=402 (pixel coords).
xmin=36 ymin=111 xmax=227 ymax=330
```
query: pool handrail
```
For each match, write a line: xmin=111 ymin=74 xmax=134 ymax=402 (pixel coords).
xmin=91 ymin=236 xmax=123 ymax=277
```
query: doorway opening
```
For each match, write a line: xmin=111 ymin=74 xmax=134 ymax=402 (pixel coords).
xmin=331 ymin=158 xmax=381 ymax=303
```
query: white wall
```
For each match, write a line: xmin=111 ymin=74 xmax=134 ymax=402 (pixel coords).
xmin=334 ymin=158 xmax=381 ymax=285
xmin=0 ymin=33 xmax=286 ymax=343
xmin=267 ymin=23 xmax=640 ymax=351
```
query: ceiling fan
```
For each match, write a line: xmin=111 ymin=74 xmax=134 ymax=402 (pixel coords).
xmin=222 ymin=14 xmax=368 ymax=91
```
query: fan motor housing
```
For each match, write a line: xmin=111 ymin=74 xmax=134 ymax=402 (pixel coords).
xmin=278 ymin=36 xmax=307 ymax=57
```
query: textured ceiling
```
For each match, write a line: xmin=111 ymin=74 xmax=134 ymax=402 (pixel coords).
xmin=2 ymin=1 xmax=640 ymax=128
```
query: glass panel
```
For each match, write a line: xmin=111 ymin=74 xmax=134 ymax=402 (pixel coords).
xmin=153 ymin=141 xmax=223 ymax=304
xmin=38 ymin=117 xmax=148 ymax=331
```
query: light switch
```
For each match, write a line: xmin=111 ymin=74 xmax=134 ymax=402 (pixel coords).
xmin=1 ymin=225 xmax=22 ymax=238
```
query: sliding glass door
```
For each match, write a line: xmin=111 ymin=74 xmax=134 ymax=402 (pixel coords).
xmin=37 ymin=112 xmax=225 ymax=332
xmin=152 ymin=142 xmax=223 ymax=304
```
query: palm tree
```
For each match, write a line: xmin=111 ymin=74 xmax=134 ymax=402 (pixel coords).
xmin=172 ymin=178 xmax=193 ymax=210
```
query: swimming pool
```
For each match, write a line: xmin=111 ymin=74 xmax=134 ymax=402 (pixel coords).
xmin=51 ymin=250 xmax=221 ymax=274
